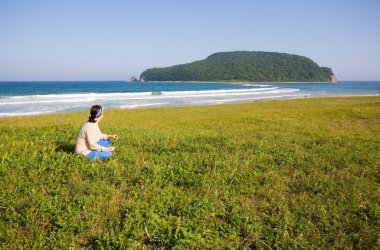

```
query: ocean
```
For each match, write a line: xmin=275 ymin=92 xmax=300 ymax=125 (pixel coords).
xmin=0 ymin=81 xmax=379 ymax=117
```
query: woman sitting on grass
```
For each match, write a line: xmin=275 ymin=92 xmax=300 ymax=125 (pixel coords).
xmin=75 ymin=105 xmax=119 ymax=160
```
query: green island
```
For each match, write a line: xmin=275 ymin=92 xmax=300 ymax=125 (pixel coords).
xmin=140 ymin=51 xmax=336 ymax=83
xmin=0 ymin=96 xmax=379 ymax=248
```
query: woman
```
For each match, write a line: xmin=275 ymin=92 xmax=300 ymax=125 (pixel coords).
xmin=75 ymin=105 xmax=119 ymax=159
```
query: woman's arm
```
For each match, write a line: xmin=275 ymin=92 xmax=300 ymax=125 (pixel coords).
xmin=87 ymin=131 xmax=106 ymax=152
xmin=108 ymin=134 xmax=119 ymax=139
xmin=100 ymin=133 xmax=119 ymax=139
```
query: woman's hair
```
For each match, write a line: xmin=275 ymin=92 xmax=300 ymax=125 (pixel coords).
xmin=89 ymin=105 xmax=103 ymax=123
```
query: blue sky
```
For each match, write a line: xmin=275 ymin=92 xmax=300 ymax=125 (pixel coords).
xmin=0 ymin=0 xmax=379 ymax=81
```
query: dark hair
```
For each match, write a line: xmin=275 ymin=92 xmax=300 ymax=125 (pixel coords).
xmin=89 ymin=105 xmax=103 ymax=123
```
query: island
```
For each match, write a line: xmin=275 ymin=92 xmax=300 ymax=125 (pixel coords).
xmin=128 ymin=76 xmax=139 ymax=82
xmin=140 ymin=51 xmax=336 ymax=83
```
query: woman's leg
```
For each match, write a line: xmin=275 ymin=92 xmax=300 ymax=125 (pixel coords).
xmin=86 ymin=150 xmax=112 ymax=160
xmin=97 ymin=138 xmax=111 ymax=147
xmin=85 ymin=139 xmax=112 ymax=160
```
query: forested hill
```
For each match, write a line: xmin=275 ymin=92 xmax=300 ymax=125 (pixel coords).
xmin=140 ymin=51 xmax=335 ymax=82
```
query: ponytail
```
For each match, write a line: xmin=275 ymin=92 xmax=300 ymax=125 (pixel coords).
xmin=88 ymin=115 xmax=96 ymax=123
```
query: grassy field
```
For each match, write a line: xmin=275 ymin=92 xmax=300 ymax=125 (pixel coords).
xmin=0 ymin=96 xmax=379 ymax=249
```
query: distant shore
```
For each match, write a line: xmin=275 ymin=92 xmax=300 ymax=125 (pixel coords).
xmin=144 ymin=80 xmax=335 ymax=84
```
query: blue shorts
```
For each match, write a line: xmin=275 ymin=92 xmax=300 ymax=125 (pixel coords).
xmin=86 ymin=138 xmax=112 ymax=160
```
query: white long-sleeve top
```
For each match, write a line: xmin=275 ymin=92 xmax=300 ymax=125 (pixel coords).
xmin=75 ymin=121 xmax=108 ymax=155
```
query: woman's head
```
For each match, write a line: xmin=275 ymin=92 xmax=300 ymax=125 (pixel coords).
xmin=89 ymin=105 xmax=103 ymax=123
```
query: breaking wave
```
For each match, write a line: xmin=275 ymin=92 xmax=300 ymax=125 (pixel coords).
xmin=0 ymin=86 xmax=304 ymax=117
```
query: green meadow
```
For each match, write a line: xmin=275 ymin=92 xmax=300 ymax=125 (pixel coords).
xmin=0 ymin=96 xmax=379 ymax=249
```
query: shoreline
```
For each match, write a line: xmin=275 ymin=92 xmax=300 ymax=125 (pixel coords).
xmin=0 ymin=94 xmax=378 ymax=119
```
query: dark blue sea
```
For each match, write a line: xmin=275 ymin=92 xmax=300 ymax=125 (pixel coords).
xmin=0 ymin=81 xmax=379 ymax=117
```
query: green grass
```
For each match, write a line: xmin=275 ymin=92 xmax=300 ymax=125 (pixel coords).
xmin=0 ymin=96 xmax=379 ymax=249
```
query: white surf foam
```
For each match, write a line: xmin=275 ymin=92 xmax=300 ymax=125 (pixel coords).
xmin=0 ymin=88 xmax=296 ymax=105
xmin=0 ymin=92 xmax=153 ymax=105
xmin=0 ymin=86 xmax=305 ymax=117
xmin=0 ymin=111 xmax=56 ymax=117
xmin=242 ymin=84 xmax=273 ymax=87
xmin=191 ymin=94 xmax=310 ymax=105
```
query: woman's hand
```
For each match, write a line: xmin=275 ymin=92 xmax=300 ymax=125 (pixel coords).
xmin=105 ymin=146 xmax=115 ymax=152
xmin=108 ymin=134 xmax=119 ymax=139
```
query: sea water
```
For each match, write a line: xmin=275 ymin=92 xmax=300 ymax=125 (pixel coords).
xmin=0 ymin=81 xmax=379 ymax=117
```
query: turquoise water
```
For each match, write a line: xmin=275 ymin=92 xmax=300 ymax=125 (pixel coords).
xmin=0 ymin=81 xmax=379 ymax=117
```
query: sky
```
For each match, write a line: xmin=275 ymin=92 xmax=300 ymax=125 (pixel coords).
xmin=0 ymin=0 xmax=379 ymax=81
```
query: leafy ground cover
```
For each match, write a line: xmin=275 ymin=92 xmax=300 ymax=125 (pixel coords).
xmin=0 ymin=96 xmax=379 ymax=249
